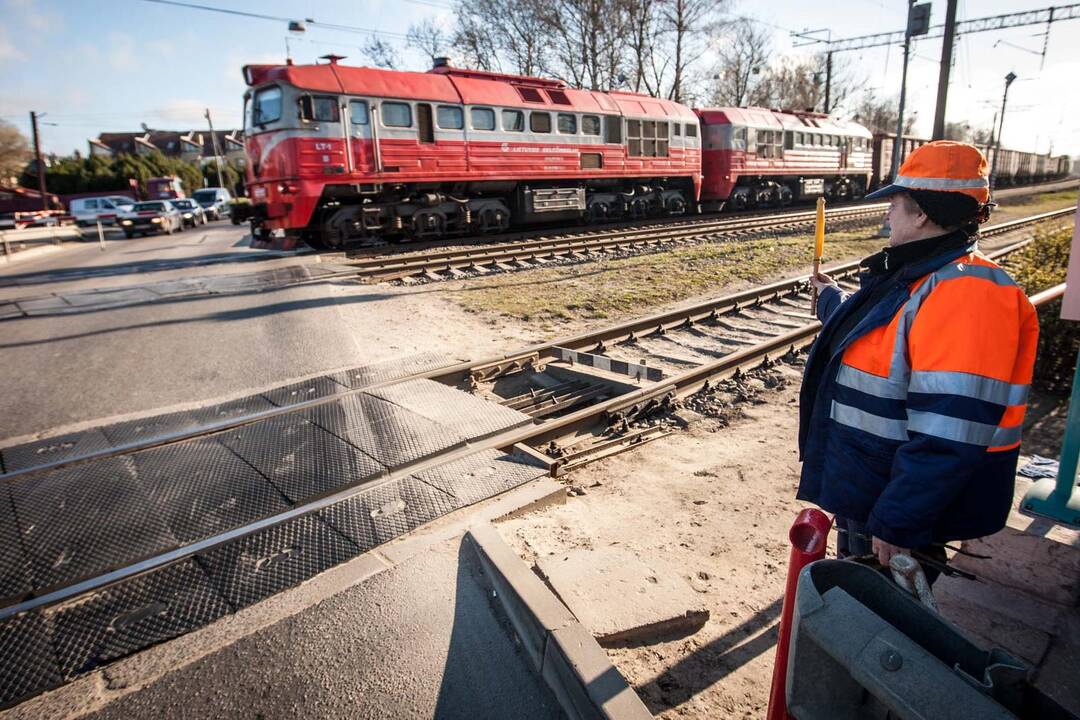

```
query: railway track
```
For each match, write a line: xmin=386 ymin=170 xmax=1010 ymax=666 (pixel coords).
xmin=334 ymin=178 xmax=1077 ymax=283
xmin=342 ymin=203 xmax=888 ymax=283
xmin=0 ymin=208 xmax=1070 ymax=708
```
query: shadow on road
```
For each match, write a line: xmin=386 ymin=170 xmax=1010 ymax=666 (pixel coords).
xmin=0 ymin=251 xmax=285 ymax=289
xmin=0 ymin=288 xmax=395 ymax=349
xmin=634 ymin=596 xmax=782 ymax=713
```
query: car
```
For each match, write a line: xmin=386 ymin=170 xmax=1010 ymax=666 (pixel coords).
xmin=69 ymin=196 xmax=132 ymax=226
xmin=119 ymin=201 xmax=184 ymax=237
xmin=191 ymin=187 xmax=232 ymax=220
xmin=170 ymin=198 xmax=208 ymax=228
xmin=108 ymin=195 xmax=136 ymax=211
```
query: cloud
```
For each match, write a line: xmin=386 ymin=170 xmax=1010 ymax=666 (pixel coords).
xmin=0 ymin=27 xmax=26 ymax=62
xmin=152 ymin=99 xmax=207 ymax=123
xmin=107 ymin=31 xmax=137 ymax=72
xmin=4 ymin=0 xmax=62 ymax=32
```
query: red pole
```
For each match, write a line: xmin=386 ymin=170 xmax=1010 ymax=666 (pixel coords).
xmin=766 ymin=508 xmax=832 ymax=720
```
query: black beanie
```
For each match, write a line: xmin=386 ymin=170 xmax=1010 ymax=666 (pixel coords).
xmin=907 ymin=189 xmax=981 ymax=231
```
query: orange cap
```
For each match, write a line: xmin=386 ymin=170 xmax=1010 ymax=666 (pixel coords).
xmin=866 ymin=140 xmax=990 ymax=203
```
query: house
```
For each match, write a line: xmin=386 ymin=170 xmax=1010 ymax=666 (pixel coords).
xmin=89 ymin=130 xmax=245 ymax=166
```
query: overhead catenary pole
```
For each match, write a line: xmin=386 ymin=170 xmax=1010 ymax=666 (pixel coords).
xmin=204 ymin=108 xmax=226 ymax=190
xmin=888 ymin=0 xmax=917 ymax=182
xmin=29 ymin=111 xmax=48 ymax=211
xmin=932 ymin=0 xmax=959 ymax=139
xmin=823 ymin=51 xmax=833 ymax=113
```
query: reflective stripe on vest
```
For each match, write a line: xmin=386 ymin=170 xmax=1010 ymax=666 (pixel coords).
xmin=831 ymin=255 xmax=1027 ymax=450
xmin=892 ymin=174 xmax=990 ymax=191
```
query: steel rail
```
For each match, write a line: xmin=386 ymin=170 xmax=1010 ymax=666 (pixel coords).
xmin=351 ymin=206 xmax=888 ymax=282
xmin=2 ymin=207 xmax=1069 ymax=483
xmin=0 ymin=221 xmax=1065 ymax=620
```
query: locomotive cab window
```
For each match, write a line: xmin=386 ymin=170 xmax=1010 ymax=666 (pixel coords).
xmin=471 ymin=107 xmax=496 ymax=131
xmin=299 ymin=95 xmax=340 ymax=123
xmin=349 ymin=100 xmax=369 ymax=125
xmin=686 ymin=123 xmax=698 ymax=138
xmin=582 ymin=115 xmax=601 ymax=136
xmin=382 ymin=102 xmax=412 ymax=128
xmin=437 ymin=105 xmax=464 ymax=130
xmin=502 ymin=109 xmax=525 ymax=132
xmin=558 ymin=113 xmax=577 ymax=134
xmin=252 ymin=86 xmax=282 ymax=126
xmin=530 ymin=111 xmax=552 ymax=133
xmin=673 ymin=123 xmax=681 ymax=137
xmin=605 ymin=116 xmax=622 ymax=143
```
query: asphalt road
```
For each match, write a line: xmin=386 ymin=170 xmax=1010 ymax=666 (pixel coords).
xmin=83 ymin=537 xmax=564 ymax=720
xmin=0 ymin=222 xmax=459 ymax=440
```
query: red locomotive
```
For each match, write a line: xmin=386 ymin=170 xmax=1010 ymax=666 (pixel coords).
xmin=242 ymin=57 xmax=1070 ymax=250
xmin=242 ymin=56 xmax=701 ymax=249
xmin=696 ymin=107 xmax=873 ymax=212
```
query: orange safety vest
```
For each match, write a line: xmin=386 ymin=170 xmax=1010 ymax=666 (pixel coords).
xmin=798 ymin=244 xmax=1038 ymax=548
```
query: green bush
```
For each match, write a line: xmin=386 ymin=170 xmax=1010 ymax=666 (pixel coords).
xmin=1007 ymin=223 xmax=1079 ymax=392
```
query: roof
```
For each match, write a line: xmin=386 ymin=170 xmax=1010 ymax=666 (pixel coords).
xmin=243 ymin=60 xmax=698 ymax=119
xmin=696 ymin=107 xmax=871 ymax=137
xmin=94 ymin=130 xmax=244 ymax=156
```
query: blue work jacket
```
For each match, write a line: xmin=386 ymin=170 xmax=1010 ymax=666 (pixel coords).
xmin=797 ymin=240 xmax=1037 ymax=549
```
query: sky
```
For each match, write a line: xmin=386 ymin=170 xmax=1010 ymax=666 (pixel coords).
xmin=1 ymin=0 xmax=1078 ymax=158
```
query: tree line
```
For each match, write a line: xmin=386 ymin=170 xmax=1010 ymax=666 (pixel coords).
xmin=362 ymin=2 xmax=992 ymax=140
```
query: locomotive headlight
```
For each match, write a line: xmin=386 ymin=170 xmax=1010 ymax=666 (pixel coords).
xmin=277 ymin=183 xmax=298 ymax=194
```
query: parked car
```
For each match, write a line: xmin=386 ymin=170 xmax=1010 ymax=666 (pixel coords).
xmin=119 ymin=201 xmax=184 ymax=237
xmin=70 ymin=196 xmax=131 ymax=226
xmin=170 ymin=198 xmax=208 ymax=228
xmin=192 ymin=187 xmax=232 ymax=220
xmin=108 ymin=195 xmax=136 ymax=211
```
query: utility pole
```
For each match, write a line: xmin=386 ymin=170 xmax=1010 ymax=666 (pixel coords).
xmin=888 ymin=2 xmax=933 ymax=177
xmin=29 ymin=111 xmax=48 ymax=211
xmin=204 ymin=108 xmax=226 ymax=190
xmin=989 ymin=71 xmax=1017 ymax=191
xmin=932 ymin=0 xmax=959 ymax=139
xmin=823 ymin=51 xmax=833 ymax=113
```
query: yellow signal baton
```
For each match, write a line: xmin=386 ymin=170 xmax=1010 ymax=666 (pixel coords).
xmin=811 ymin=197 xmax=825 ymax=316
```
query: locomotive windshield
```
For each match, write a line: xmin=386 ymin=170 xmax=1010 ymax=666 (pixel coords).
xmin=252 ymin=86 xmax=282 ymax=127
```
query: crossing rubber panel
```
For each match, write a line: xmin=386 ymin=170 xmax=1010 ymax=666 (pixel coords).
xmin=10 ymin=457 xmax=178 ymax=589
xmin=0 ymin=487 xmax=30 ymax=601
xmin=329 ymin=351 xmax=449 ymax=389
xmin=0 ymin=611 xmax=61 ymax=709
xmin=369 ymin=378 xmax=533 ymax=439
xmin=220 ymin=415 xmax=385 ymax=504
xmin=321 ymin=476 xmax=457 ymax=548
xmin=306 ymin=396 xmax=466 ymax=469
xmin=190 ymin=394 xmax=276 ymax=428
xmin=1 ymin=428 xmax=112 ymax=474
xmin=412 ymin=450 xmax=549 ymax=508
xmin=260 ymin=374 xmax=348 ymax=407
xmin=197 ymin=515 xmax=359 ymax=610
xmin=132 ymin=439 xmax=289 ymax=544
xmin=50 ymin=559 xmax=229 ymax=680
xmin=100 ymin=410 xmax=201 ymax=448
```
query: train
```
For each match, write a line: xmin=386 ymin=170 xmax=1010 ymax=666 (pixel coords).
xmin=870 ymin=134 xmax=1071 ymax=191
xmin=242 ymin=57 xmax=1071 ymax=251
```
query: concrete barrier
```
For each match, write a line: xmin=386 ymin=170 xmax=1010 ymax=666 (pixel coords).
xmin=465 ymin=523 xmax=652 ymax=720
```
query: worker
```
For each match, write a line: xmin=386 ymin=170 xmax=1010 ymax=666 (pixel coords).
xmin=799 ymin=141 xmax=1038 ymax=582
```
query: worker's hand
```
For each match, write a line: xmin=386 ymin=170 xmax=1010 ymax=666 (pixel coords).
xmin=872 ymin=536 xmax=910 ymax=566
xmin=810 ymin=272 xmax=838 ymax=291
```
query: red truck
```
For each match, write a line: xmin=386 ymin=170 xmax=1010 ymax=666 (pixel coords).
xmin=146 ymin=176 xmax=185 ymax=200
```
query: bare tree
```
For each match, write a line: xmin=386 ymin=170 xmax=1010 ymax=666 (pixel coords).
xmin=661 ymin=0 xmax=727 ymax=103
xmin=710 ymin=18 xmax=770 ymax=106
xmin=0 ymin=120 xmax=31 ymax=183
xmin=625 ymin=0 xmax=664 ymax=94
xmin=453 ymin=0 xmax=547 ymax=77
xmin=407 ymin=18 xmax=448 ymax=67
xmin=541 ymin=0 xmax=628 ymax=91
xmin=849 ymin=91 xmax=916 ymax=135
xmin=360 ymin=34 xmax=400 ymax=70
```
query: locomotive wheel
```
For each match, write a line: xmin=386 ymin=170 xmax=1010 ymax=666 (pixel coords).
xmin=587 ymin=202 xmax=609 ymax=223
